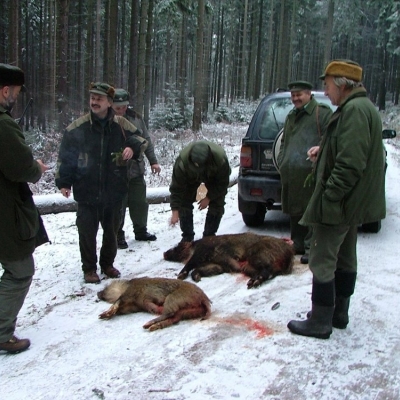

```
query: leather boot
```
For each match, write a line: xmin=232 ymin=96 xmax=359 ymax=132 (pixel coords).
xmin=203 ymin=214 xmax=222 ymax=237
xmin=179 ymin=209 xmax=195 ymax=242
xmin=287 ymin=279 xmax=335 ymax=339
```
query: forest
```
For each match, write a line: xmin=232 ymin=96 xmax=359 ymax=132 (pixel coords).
xmin=1 ymin=0 xmax=400 ymax=132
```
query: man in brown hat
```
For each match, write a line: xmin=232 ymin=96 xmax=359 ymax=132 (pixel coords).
xmin=112 ymin=88 xmax=160 ymax=248
xmin=287 ymin=60 xmax=385 ymax=339
xmin=278 ymin=81 xmax=332 ymax=264
xmin=55 ymin=82 xmax=148 ymax=283
xmin=0 ymin=63 xmax=49 ymax=353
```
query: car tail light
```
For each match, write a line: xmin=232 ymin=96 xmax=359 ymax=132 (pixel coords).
xmin=240 ymin=145 xmax=252 ymax=168
xmin=250 ymin=188 xmax=263 ymax=196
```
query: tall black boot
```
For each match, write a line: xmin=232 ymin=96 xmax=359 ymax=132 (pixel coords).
xmin=333 ymin=271 xmax=357 ymax=329
xmin=203 ymin=214 xmax=222 ymax=237
xmin=287 ymin=278 xmax=335 ymax=339
xmin=179 ymin=209 xmax=195 ymax=242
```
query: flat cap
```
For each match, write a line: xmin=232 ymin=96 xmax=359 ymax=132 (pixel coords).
xmin=113 ymin=89 xmax=130 ymax=105
xmin=0 ymin=63 xmax=26 ymax=91
xmin=89 ymin=82 xmax=115 ymax=98
xmin=319 ymin=60 xmax=363 ymax=82
xmin=288 ymin=80 xmax=313 ymax=92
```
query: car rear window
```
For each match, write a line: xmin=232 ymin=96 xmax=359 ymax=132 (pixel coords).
xmin=252 ymin=93 xmax=335 ymax=140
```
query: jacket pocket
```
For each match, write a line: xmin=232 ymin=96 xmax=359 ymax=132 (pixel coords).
xmin=15 ymin=200 xmax=39 ymax=240
xmin=321 ymin=195 xmax=344 ymax=225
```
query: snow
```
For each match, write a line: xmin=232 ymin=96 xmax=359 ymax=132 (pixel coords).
xmin=1 ymin=142 xmax=400 ymax=399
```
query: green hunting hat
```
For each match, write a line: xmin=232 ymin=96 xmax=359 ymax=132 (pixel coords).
xmin=288 ymin=81 xmax=313 ymax=92
xmin=0 ymin=63 xmax=26 ymax=92
xmin=319 ymin=59 xmax=363 ymax=82
xmin=113 ymin=89 xmax=130 ymax=105
xmin=89 ymin=82 xmax=115 ymax=99
xmin=190 ymin=141 xmax=210 ymax=166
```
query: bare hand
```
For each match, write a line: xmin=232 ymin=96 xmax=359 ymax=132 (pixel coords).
xmin=122 ymin=147 xmax=133 ymax=160
xmin=36 ymin=159 xmax=49 ymax=174
xmin=170 ymin=210 xmax=179 ymax=226
xmin=198 ymin=197 xmax=210 ymax=210
xmin=61 ymin=188 xmax=71 ymax=198
xmin=307 ymin=146 xmax=320 ymax=162
xmin=151 ymin=164 xmax=161 ymax=174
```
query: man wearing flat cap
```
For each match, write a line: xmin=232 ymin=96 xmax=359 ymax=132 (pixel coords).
xmin=288 ymin=60 xmax=385 ymax=339
xmin=55 ymin=82 xmax=148 ymax=284
xmin=0 ymin=63 xmax=49 ymax=353
xmin=112 ymin=88 xmax=160 ymax=247
xmin=169 ymin=140 xmax=231 ymax=242
xmin=278 ymin=80 xmax=332 ymax=265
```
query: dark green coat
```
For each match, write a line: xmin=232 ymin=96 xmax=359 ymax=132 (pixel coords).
xmin=300 ymin=87 xmax=385 ymax=226
xmin=124 ymin=108 xmax=158 ymax=180
xmin=0 ymin=105 xmax=43 ymax=261
xmin=169 ymin=140 xmax=231 ymax=210
xmin=278 ymin=96 xmax=332 ymax=216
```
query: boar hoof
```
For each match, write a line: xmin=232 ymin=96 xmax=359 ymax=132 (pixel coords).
xmin=177 ymin=271 xmax=188 ymax=280
xmin=191 ymin=271 xmax=202 ymax=282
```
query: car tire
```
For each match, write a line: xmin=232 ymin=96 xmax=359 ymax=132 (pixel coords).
xmin=361 ymin=220 xmax=381 ymax=233
xmin=241 ymin=203 xmax=266 ymax=227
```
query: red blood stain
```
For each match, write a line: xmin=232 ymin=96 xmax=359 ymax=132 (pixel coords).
xmin=222 ymin=317 xmax=273 ymax=338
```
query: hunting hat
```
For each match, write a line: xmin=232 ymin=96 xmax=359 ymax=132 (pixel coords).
xmin=319 ymin=60 xmax=363 ymax=82
xmin=190 ymin=141 xmax=210 ymax=166
xmin=288 ymin=81 xmax=313 ymax=92
xmin=89 ymin=82 xmax=115 ymax=99
xmin=113 ymin=88 xmax=130 ymax=105
xmin=0 ymin=63 xmax=26 ymax=92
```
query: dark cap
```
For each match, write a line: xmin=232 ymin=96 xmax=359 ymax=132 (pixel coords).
xmin=89 ymin=82 xmax=115 ymax=99
xmin=113 ymin=88 xmax=130 ymax=105
xmin=319 ymin=60 xmax=363 ymax=82
xmin=0 ymin=63 xmax=26 ymax=92
xmin=190 ymin=141 xmax=210 ymax=166
xmin=288 ymin=81 xmax=313 ymax=92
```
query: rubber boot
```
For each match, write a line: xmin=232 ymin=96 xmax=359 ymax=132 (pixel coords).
xmin=332 ymin=270 xmax=356 ymax=329
xmin=179 ymin=209 xmax=195 ymax=242
xmin=287 ymin=279 xmax=335 ymax=339
xmin=203 ymin=214 xmax=222 ymax=237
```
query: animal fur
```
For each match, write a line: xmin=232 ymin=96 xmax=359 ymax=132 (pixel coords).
xmin=97 ymin=277 xmax=211 ymax=331
xmin=163 ymin=233 xmax=295 ymax=288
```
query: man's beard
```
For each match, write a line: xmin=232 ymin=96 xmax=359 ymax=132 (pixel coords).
xmin=4 ymin=96 xmax=16 ymax=112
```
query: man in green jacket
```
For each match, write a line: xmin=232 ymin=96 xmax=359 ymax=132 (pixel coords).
xmin=278 ymin=81 xmax=332 ymax=264
xmin=112 ymin=89 xmax=161 ymax=248
xmin=0 ymin=64 xmax=49 ymax=353
xmin=288 ymin=60 xmax=386 ymax=339
xmin=169 ymin=141 xmax=231 ymax=242
xmin=56 ymin=83 xmax=147 ymax=283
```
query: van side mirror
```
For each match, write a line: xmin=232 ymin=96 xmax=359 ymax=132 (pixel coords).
xmin=382 ymin=129 xmax=396 ymax=139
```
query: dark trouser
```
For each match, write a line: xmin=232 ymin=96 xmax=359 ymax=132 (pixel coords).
xmin=76 ymin=202 xmax=122 ymax=272
xmin=118 ymin=176 xmax=148 ymax=238
xmin=179 ymin=184 xmax=225 ymax=242
xmin=0 ymin=255 xmax=34 ymax=342
xmin=309 ymin=224 xmax=358 ymax=283
xmin=290 ymin=215 xmax=312 ymax=255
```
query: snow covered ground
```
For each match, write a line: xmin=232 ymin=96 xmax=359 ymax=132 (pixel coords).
xmin=1 ymin=139 xmax=400 ymax=399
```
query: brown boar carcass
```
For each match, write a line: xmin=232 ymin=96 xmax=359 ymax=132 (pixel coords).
xmin=163 ymin=233 xmax=294 ymax=289
xmin=97 ymin=277 xmax=211 ymax=331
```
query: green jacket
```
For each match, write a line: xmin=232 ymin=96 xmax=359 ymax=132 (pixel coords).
xmin=0 ymin=105 xmax=45 ymax=261
xmin=124 ymin=108 xmax=158 ymax=180
xmin=279 ymin=96 xmax=332 ymax=215
xmin=169 ymin=140 xmax=231 ymax=210
xmin=300 ymin=87 xmax=385 ymax=226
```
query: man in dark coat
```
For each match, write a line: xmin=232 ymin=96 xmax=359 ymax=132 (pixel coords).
xmin=112 ymin=89 xmax=161 ymax=248
xmin=169 ymin=140 xmax=231 ymax=242
xmin=0 ymin=64 xmax=49 ymax=353
xmin=55 ymin=82 xmax=147 ymax=283
xmin=287 ymin=60 xmax=385 ymax=339
xmin=278 ymin=81 xmax=332 ymax=264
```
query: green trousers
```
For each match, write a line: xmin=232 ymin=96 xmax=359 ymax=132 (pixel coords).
xmin=119 ymin=176 xmax=149 ymax=237
xmin=309 ymin=224 xmax=358 ymax=283
xmin=0 ymin=255 xmax=34 ymax=342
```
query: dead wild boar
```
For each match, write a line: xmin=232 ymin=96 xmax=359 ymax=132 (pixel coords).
xmin=97 ymin=277 xmax=211 ymax=331
xmin=164 ymin=233 xmax=294 ymax=289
